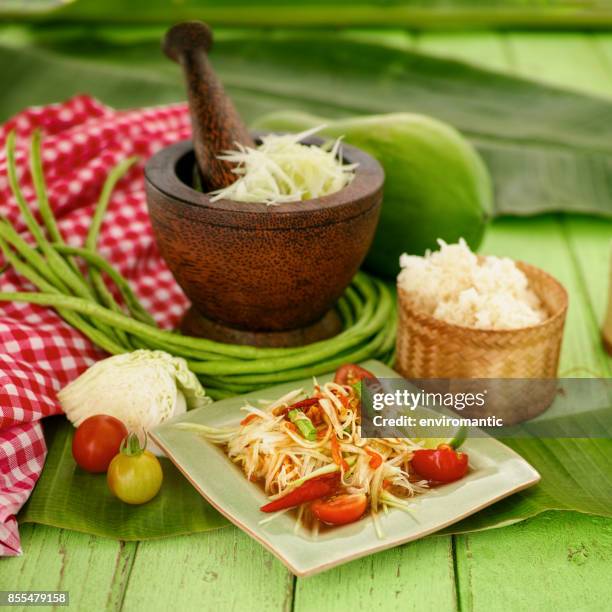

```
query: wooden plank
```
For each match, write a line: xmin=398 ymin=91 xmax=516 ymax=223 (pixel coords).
xmin=121 ymin=526 xmax=293 ymax=611
xmin=293 ymin=535 xmax=456 ymax=612
xmin=0 ymin=524 xmax=135 ymax=612
xmin=454 ymin=511 xmax=612 ymax=612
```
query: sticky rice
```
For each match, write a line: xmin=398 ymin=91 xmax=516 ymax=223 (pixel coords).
xmin=397 ymin=239 xmax=546 ymax=330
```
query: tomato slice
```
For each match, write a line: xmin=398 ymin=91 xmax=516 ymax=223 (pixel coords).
xmin=411 ymin=444 xmax=469 ymax=483
xmin=333 ymin=364 xmax=376 ymax=386
xmin=260 ymin=473 xmax=340 ymax=513
xmin=311 ymin=493 xmax=368 ymax=525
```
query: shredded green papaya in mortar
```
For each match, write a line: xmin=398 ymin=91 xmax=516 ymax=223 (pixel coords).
xmin=209 ymin=126 xmax=357 ymax=205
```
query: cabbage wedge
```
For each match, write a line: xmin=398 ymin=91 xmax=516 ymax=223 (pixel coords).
xmin=58 ymin=350 xmax=212 ymax=433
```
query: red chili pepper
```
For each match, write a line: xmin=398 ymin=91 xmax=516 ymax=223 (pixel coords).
xmin=411 ymin=444 xmax=469 ymax=484
xmin=365 ymin=447 xmax=383 ymax=469
xmin=292 ymin=398 xmax=320 ymax=409
xmin=330 ymin=436 xmax=349 ymax=472
xmin=260 ymin=473 xmax=340 ymax=513
xmin=277 ymin=397 xmax=320 ymax=417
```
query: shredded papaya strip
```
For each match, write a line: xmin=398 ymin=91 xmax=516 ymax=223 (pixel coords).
xmin=336 ymin=393 xmax=350 ymax=408
xmin=331 ymin=436 xmax=349 ymax=472
xmin=240 ymin=414 xmax=259 ymax=426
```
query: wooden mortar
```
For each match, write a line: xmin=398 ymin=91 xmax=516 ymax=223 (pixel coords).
xmin=145 ymin=135 xmax=384 ymax=347
xmin=153 ymin=21 xmax=384 ymax=346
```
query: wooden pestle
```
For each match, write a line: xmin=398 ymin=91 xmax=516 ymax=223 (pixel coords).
xmin=163 ymin=21 xmax=255 ymax=190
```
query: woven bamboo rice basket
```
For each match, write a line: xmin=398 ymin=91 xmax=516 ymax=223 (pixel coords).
xmin=395 ymin=261 xmax=568 ymax=425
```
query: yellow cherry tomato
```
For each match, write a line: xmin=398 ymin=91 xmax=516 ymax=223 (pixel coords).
xmin=107 ymin=433 xmax=163 ymax=505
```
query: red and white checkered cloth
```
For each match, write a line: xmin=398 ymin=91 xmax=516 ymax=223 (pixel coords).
xmin=0 ymin=96 xmax=192 ymax=555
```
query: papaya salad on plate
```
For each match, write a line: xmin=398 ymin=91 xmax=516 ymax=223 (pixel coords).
xmin=176 ymin=364 xmax=469 ymax=537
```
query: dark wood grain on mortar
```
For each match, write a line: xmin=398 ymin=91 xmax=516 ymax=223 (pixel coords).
xmin=145 ymin=138 xmax=384 ymax=335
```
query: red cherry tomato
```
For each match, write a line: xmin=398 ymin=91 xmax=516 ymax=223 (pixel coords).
xmin=72 ymin=415 xmax=128 ymax=473
xmin=411 ymin=444 xmax=469 ymax=484
xmin=333 ymin=364 xmax=376 ymax=386
xmin=311 ymin=493 xmax=368 ymax=525
xmin=260 ymin=473 xmax=340 ymax=513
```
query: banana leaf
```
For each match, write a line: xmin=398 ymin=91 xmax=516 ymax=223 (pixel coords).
xmin=18 ymin=416 xmax=228 ymax=539
xmin=447 ymin=436 xmax=612 ymax=534
xmin=1 ymin=26 xmax=612 ymax=218
xmin=5 ymin=0 xmax=612 ymax=29
xmin=19 ymin=399 xmax=612 ymax=540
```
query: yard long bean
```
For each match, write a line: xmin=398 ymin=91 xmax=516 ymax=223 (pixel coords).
xmin=0 ymin=275 xmax=392 ymax=369
xmin=53 ymin=245 xmax=156 ymax=326
xmin=29 ymin=131 xmax=83 ymax=281
xmin=29 ymin=130 xmax=63 ymax=245
xmin=0 ymin=240 xmax=125 ymax=355
xmin=203 ymin=317 xmax=394 ymax=387
xmin=84 ymin=155 xmax=139 ymax=349
xmin=7 ymin=132 xmax=125 ymax=345
xmin=0 ymin=131 xmax=396 ymax=396
xmin=7 ymin=133 xmax=95 ymax=302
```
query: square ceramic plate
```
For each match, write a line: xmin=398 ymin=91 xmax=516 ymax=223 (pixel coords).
xmin=151 ymin=360 xmax=540 ymax=577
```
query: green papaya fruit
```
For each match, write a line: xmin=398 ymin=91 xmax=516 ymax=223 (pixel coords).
xmin=253 ymin=111 xmax=493 ymax=279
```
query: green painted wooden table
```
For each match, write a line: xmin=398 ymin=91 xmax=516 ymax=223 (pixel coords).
xmin=2 ymin=30 xmax=612 ymax=612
